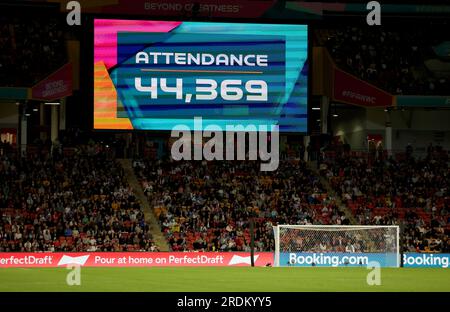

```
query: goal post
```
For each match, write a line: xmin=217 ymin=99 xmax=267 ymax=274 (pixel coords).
xmin=273 ymin=225 xmax=400 ymax=268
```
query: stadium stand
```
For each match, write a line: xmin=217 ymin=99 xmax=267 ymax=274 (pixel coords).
xmin=0 ymin=16 xmax=66 ymax=86
xmin=316 ymin=23 xmax=450 ymax=95
xmin=320 ymin=146 xmax=450 ymax=253
xmin=2 ymin=136 xmax=448 ymax=254
xmin=0 ymin=143 xmax=159 ymax=252
xmin=1 ymin=5 xmax=448 ymax=258
xmin=133 ymin=158 xmax=346 ymax=252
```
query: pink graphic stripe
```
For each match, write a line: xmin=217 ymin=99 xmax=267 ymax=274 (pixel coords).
xmin=94 ymin=19 xmax=181 ymax=69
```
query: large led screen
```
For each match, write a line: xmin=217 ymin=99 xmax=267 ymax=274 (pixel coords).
xmin=93 ymin=19 xmax=308 ymax=132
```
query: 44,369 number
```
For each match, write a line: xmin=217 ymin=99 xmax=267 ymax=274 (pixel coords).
xmin=135 ymin=78 xmax=268 ymax=103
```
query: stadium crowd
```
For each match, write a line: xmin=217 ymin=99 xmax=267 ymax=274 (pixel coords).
xmin=0 ymin=143 xmax=158 ymax=252
xmin=134 ymin=157 xmax=345 ymax=252
xmin=320 ymin=147 xmax=450 ymax=253
xmin=1 ymin=137 xmax=448 ymax=254
xmin=321 ymin=25 xmax=450 ymax=95
xmin=0 ymin=16 xmax=66 ymax=86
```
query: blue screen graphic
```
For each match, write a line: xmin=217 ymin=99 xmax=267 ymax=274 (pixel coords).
xmin=109 ymin=22 xmax=308 ymax=132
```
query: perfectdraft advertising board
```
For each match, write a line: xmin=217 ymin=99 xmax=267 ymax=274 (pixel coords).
xmin=0 ymin=252 xmax=274 ymax=268
xmin=93 ymin=19 xmax=308 ymax=132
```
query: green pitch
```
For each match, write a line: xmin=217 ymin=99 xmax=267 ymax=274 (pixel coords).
xmin=0 ymin=267 xmax=449 ymax=292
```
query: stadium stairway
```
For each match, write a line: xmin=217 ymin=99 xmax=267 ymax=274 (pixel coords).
xmin=117 ymin=159 xmax=170 ymax=251
xmin=307 ymin=161 xmax=357 ymax=225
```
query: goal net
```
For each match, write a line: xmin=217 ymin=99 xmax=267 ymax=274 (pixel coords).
xmin=273 ymin=225 xmax=400 ymax=267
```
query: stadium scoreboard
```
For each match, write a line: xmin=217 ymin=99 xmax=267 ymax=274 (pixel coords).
xmin=93 ymin=19 xmax=309 ymax=132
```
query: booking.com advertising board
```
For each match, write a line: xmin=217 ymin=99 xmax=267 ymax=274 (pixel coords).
xmin=403 ymin=253 xmax=449 ymax=268
xmin=281 ymin=252 xmax=449 ymax=268
xmin=93 ymin=19 xmax=308 ymax=132
xmin=280 ymin=252 xmax=399 ymax=267
xmin=0 ymin=252 xmax=448 ymax=268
